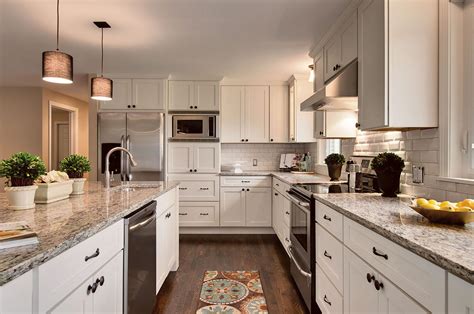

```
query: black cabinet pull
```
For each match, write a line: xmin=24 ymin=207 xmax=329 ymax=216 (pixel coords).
xmin=246 ymin=188 xmax=250 ymax=191
xmin=91 ymin=282 xmax=98 ymax=293
xmin=85 ymin=248 xmax=100 ymax=262
xmin=285 ymin=237 xmax=290 ymax=242
xmin=179 ymin=187 xmax=188 ymax=190
xmin=242 ymin=188 xmax=245 ymax=191
xmin=374 ymin=279 xmax=384 ymax=291
xmin=323 ymin=214 xmax=332 ymax=221
xmin=194 ymin=169 xmax=197 ymax=172
xmin=87 ymin=284 xmax=93 ymax=295
xmin=132 ymin=105 xmax=136 ymax=108
xmin=245 ymin=139 xmax=249 ymax=142
xmin=285 ymin=211 xmax=290 ymax=215
xmin=189 ymin=169 xmax=193 ymax=172
xmin=179 ymin=213 xmax=188 ymax=216
xmin=276 ymin=183 xmax=279 ymax=186
xmin=372 ymin=247 xmax=388 ymax=260
xmin=323 ymin=250 xmax=332 ymax=259
xmin=166 ymin=212 xmax=171 ymax=219
xmin=241 ymin=139 xmax=245 ymax=142
xmin=200 ymin=213 xmax=209 ymax=216
xmin=355 ymin=122 xmax=361 ymax=128
xmin=127 ymin=105 xmax=131 ymax=108
xmin=274 ymin=193 xmax=278 ymax=196
xmin=194 ymin=106 xmax=198 ymax=109
xmin=323 ymin=295 xmax=332 ymax=306
xmin=189 ymin=106 xmax=193 ymax=109
xmin=270 ymin=139 xmax=274 ymax=142
xmin=366 ymin=273 xmax=375 ymax=283
xmin=200 ymin=187 xmax=209 ymax=190
xmin=99 ymin=276 xmax=105 ymax=286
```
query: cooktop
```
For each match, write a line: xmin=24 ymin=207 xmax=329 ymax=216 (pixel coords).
xmin=293 ymin=183 xmax=349 ymax=197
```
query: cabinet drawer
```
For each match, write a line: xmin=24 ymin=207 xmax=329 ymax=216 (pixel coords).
xmin=315 ymin=201 xmax=343 ymax=240
xmin=156 ymin=186 xmax=178 ymax=216
xmin=316 ymin=263 xmax=343 ymax=314
xmin=168 ymin=175 xmax=219 ymax=202
xmin=316 ymin=224 xmax=343 ymax=294
xmin=179 ymin=202 xmax=219 ymax=227
xmin=273 ymin=178 xmax=290 ymax=195
xmin=38 ymin=220 xmax=124 ymax=312
xmin=343 ymin=217 xmax=445 ymax=312
xmin=220 ymin=176 xmax=271 ymax=187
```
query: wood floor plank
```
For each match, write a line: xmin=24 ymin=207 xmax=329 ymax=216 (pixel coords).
xmin=154 ymin=234 xmax=308 ymax=314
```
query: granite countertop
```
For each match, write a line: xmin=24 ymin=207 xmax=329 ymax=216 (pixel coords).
xmin=0 ymin=181 xmax=179 ymax=286
xmin=314 ymin=193 xmax=474 ymax=284
xmin=219 ymin=171 xmax=347 ymax=185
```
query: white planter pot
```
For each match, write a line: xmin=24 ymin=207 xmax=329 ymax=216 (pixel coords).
xmin=35 ymin=180 xmax=73 ymax=204
xmin=4 ymin=185 xmax=38 ymax=210
xmin=71 ymin=178 xmax=87 ymax=195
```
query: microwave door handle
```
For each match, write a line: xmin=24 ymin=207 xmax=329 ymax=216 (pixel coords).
xmin=120 ymin=135 xmax=125 ymax=181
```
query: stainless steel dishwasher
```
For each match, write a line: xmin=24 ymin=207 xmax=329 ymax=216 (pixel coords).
xmin=124 ymin=200 xmax=157 ymax=314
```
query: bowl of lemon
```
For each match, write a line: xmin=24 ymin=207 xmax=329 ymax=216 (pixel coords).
xmin=411 ymin=198 xmax=474 ymax=225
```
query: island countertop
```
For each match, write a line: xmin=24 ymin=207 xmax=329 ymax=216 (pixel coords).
xmin=0 ymin=181 xmax=179 ymax=286
xmin=313 ymin=193 xmax=474 ymax=284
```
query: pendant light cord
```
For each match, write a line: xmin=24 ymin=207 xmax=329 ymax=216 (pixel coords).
xmin=56 ymin=0 xmax=60 ymax=50
xmin=101 ymin=28 xmax=104 ymax=76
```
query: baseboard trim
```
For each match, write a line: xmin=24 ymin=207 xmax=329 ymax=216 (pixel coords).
xmin=179 ymin=227 xmax=276 ymax=234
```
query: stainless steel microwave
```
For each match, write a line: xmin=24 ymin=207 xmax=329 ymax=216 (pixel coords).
xmin=172 ymin=115 xmax=217 ymax=139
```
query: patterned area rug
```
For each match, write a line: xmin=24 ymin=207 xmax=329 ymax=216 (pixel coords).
xmin=196 ymin=271 xmax=269 ymax=314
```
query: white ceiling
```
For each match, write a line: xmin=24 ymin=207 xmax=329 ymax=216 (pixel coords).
xmin=0 ymin=0 xmax=350 ymax=101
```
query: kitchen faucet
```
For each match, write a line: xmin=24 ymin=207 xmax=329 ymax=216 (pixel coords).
xmin=104 ymin=147 xmax=138 ymax=189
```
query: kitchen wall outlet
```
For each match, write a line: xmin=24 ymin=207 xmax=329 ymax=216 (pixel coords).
xmin=253 ymin=159 xmax=258 ymax=166
xmin=412 ymin=165 xmax=424 ymax=184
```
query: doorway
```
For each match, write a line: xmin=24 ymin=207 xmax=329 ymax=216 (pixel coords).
xmin=49 ymin=101 xmax=78 ymax=170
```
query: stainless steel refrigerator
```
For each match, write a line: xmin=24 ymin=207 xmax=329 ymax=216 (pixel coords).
xmin=98 ymin=112 xmax=165 ymax=183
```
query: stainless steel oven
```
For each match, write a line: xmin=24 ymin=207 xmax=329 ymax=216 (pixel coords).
xmin=287 ymin=188 xmax=312 ymax=310
xmin=171 ymin=114 xmax=217 ymax=139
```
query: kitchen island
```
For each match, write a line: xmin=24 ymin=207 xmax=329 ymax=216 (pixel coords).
xmin=0 ymin=181 xmax=179 ymax=313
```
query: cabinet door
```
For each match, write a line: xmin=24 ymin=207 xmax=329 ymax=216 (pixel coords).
xmin=269 ymin=85 xmax=289 ymax=143
xmin=272 ymin=191 xmax=281 ymax=237
xmin=314 ymin=111 xmax=326 ymax=138
xmin=325 ymin=111 xmax=357 ymax=138
xmin=245 ymin=187 xmax=272 ymax=227
xmin=220 ymin=187 xmax=246 ymax=226
xmin=194 ymin=81 xmax=219 ymax=111
xmin=340 ymin=13 xmax=358 ymax=67
xmin=244 ymin=86 xmax=270 ymax=142
xmin=448 ymin=274 xmax=474 ymax=314
xmin=194 ymin=143 xmax=219 ymax=173
xmin=156 ymin=209 xmax=171 ymax=293
xmin=167 ymin=206 xmax=178 ymax=271
xmin=289 ymin=83 xmax=296 ymax=142
xmin=92 ymin=251 xmax=123 ymax=314
xmin=358 ymin=0 xmax=387 ymax=130
xmin=48 ymin=278 xmax=93 ymax=313
xmin=294 ymin=80 xmax=316 ymax=142
xmin=99 ymin=79 xmax=132 ymax=110
xmin=344 ymin=247 xmax=379 ymax=314
xmin=314 ymin=52 xmax=324 ymax=92
xmin=133 ymin=79 xmax=165 ymax=110
xmin=324 ymin=36 xmax=341 ymax=82
xmin=168 ymin=81 xmax=194 ymax=110
xmin=168 ymin=143 xmax=194 ymax=173
xmin=221 ymin=86 xmax=245 ymax=143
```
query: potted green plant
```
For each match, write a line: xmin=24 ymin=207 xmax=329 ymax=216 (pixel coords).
xmin=59 ymin=154 xmax=91 ymax=195
xmin=0 ymin=152 xmax=46 ymax=210
xmin=371 ymin=152 xmax=405 ymax=197
xmin=324 ymin=153 xmax=345 ymax=181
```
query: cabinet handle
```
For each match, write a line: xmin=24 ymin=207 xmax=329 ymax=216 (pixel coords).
xmin=241 ymin=139 xmax=245 ymax=142
xmin=194 ymin=106 xmax=198 ymax=109
xmin=285 ymin=237 xmax=290 ymax=242
xmin=91 ymin=282 xmax=98 ymax=293
xmin=319 ymin=131 xmax=324 ymax=135
xmin=200 ymin=187 xmax=209 ymax=190
xmin=179 ymin=213 xmax=188 ymax=216
xmin=274 ymin=193 xmax=278 ymax=196
xmin=85 ymin=248 xmax=100 ymax=262
xmin=372 ymin=247 xmax=388 ymax=260
xmin=323 ymin=250 xmax=332 ymax=259
xmin=99 ymin=276 xmax=105 ymax=286
xmin=285 ymin=211 xmax=290 ymax=215
xmin=87 ymin=284 xmax=92 ymax=295
xmin=200 ymin=213 xmax=209 ymax=216
xmin=127 ymin=105 xmax=131 ymax=108
xmin=242 ymin=188 xmax=245 ymax=191
xmin=245 ymin=139 xmax=249 ymax=142
xmin=323 ymin=214 xmax=332 ymax=221
xmin=270 ymin=138 xmax=274 ymax=142
xmin=276 ymin=183 xmax=279 ymax=186
xmin=132 ymin=105 xmax=136 ymax=108
xmin=189 ymin=169 xmax=193 ymax=172
xmin=190 ymin=106 xmax=193 ymax=109
xmin=194 ymin=169 xmax=197 ymax=172
xmin=374 ymin=279 xmax=384 ymax=291
xmin=366 ymin=273 xmax=375 ymax=283
xmin=165 ymin=212 xmax=171 ymax=219
xmin=355 ymin=122 xmax=361 ymax=128
xmin=323 ymin=295 xmax=332 ymax=306
xmin=332 ymin=66 xmax=336 ymax=71
xmin=241 ymin=180 xmax=250 ymax=183
xmin=291 ymin=137 xmax=295 ymax=141
xmin=179 ymin=187 xmax=188 ymax=190
xmin=246 ymin=188 xmax=250 ymax=191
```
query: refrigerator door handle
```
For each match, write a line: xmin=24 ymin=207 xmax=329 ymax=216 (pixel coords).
xmin=120 ymin=135 xmax=125 ymax=181
xmin=126 ymin=135 xmax=132 ymax=181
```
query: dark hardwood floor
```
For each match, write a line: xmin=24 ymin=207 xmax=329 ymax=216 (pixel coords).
xmin=154 ymin=234 xmax=308 ymax=314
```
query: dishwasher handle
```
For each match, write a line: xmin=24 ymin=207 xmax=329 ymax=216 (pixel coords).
xmin=129 ymin=212 xmax=156 ymax=231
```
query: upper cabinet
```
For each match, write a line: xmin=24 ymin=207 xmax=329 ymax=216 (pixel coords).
xmin=168 ymin=81 xmax=219 ymax=111
xmin=357 ymin=0 xmax=438 ymax=130
xmin=314 ymin=110 xmax=358 ymax=139
xmin=324 ymin=13 xmax=358 ymax=82
xmin=288 ymin=76 xmax=316 ymax=143
xmin=221 ymin=85 xmax=270 ymax=143
xmin=99 ymin=79 xmax=166 ymax=111
xmin=269 ymin=85 xmax=289 ymax=143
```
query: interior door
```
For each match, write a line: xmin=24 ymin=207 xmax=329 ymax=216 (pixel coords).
xmin=221 ymin=86 xmax=244 ymax=143
xmin=98 ymin=113 xmax=127 ymax=182
xmin=126 ymin=113 xmax=164 ymax=181
xmin=244 ymin=86 xmax=269 ymax=142
xmin=245 ymin=188 xmax=272 ymax=227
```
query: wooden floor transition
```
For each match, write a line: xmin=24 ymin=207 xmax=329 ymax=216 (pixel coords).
xmin=154 ymin=234 xmax=308 ymax=314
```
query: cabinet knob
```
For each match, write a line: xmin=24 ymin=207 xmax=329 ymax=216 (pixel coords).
xmin=374 ymin=279 xmax=384 ymax=291
xmin=189 ymin=169 xmax=193 ymax=172
xmin=366 ymin=273 xmax=375 ymax=283
xmin=319 ymin=131 xmax=324 ymax=135
xmin=242 ymin=188 xmax=245 ymax=191
xmin=285 ymin=211 xmax=290 ymax=215
xmin=355 ymin=122 xmax=361 ymax=128
xmin=241 ymin=139 xmax=245 ymax=142
xmin=132 ymin=105 xmax=136 ymax=108
xmin=190 ymin=106 xmax=193 ymax=109
xmin=245 ymin=139 xmax=249 ymax=142
xmin=194 ymin=106 xmax=198 ymax=109
xmin=291 ymin=137 xmax=295 ymax=141
xmin=194 ymin=169 xmax=197 ymax=172
xmin=99 ymin=276 xmax=105 ymax=286
xmin=127 ymin=105 xmax=131 ymax=108
xmin=333 ymin=66 xmax=336 ymax=71
xmin=270 ymin=138 xmax=274 ymax=142
xmin=246 ymin=188 xmax=250 ymax=191
xmin=274 ymin=193 xmax=278 ymax=196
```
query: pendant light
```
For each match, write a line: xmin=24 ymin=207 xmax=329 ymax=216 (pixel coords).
xmin=42 ymin=0 xmax=73 ymax=84
xmin=308 ymin=64 xmax=315 ymax=83
xmin=91 ymin=21 xmax=113 ymax=101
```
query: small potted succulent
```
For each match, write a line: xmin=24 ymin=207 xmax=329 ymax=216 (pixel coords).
xmin=0 ymin=152 xmax=46 ymax=210
xmin=324 ymin=153 xmax=345 ymax=181
xmin=59 ymin=154 xmax=91 ymax=195
xmin=371 ymin=152 xmax=405 ymax=197
xmin=35 ymin=170 xmax=73 ymax=203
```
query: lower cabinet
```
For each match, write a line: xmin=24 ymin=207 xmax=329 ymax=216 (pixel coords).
xmin=220 ymin=187 xmax=271 ymax=227
xmin=272 ymin=189 xmax=291 ymax=253
xmin=448 ymin=273 xmax=474 ymax=314
xmin=179 ymin=202 xmax=220 ymax=227
xmin=343 ymin=247 xmax=428 ymax=314
xmin=316 ymin=264 xmax=343 ymax=314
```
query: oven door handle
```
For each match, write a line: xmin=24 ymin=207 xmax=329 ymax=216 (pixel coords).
xmin=286 ymin=192 xmax=310 ymax=208
xmin=288 ymin=245 xmax=311 ymax=280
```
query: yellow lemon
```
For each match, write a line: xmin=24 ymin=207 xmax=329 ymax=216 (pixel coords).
xmin=439 ymin=201 xmax=453 ymax=208
xmin=416 ymin=198 xmax=429 ymax=207
xmin=458 ymin=199 xmax=471 ymax=207
xmin=455 ymin=206 xmax=472 ymax=212
xmin=467 ymin=200 xmax=474 ymax=209
xmin=421 ymin=203 xmax=440 ymax=210
xmin=428 ymin=199 xmax=439 ymax=205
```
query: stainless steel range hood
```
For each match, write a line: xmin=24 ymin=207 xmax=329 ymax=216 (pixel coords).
xmin=301 ymin=60 xmax=358 ymax=111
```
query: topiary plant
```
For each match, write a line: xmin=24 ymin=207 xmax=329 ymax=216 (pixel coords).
xmin=59 ymin=154 xmax=91 ymax=178
xmin=371 ymin=152 xmax=405 ymax=173
xmin=324 ymin=153 xmax=346 ymax=165
xmin=0 ymin=152 xmax=46 ymax=186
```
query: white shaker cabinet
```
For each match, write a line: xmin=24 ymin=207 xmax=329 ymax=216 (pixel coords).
xmin=220 ymin=187 xmax=246 ymax=226
xmin=288 ymin=75 xmax=315 ymax=143
xmin=314 ymin=110 xmax=357 ymax=139
xmin=0 ymin=270 xmax=34 ymax=313
xmin=194 ymin=81 xmax=220 ymax=111
xmin=99 ymin=79 xmax=132 ymax=110
xmin=221 ymin=85 xmax=245 ymax=143
xmin=448 ymin=274 xmax=474 ymax=314
xmin=357 ymin=0 xmax=438 ymax=130
xmin=269 ymin=85 xmax=289 ymax=143
xmin=168 ymin=81 xmax=219 ymax=111
xmin=244 ymin=86 xmax=270 ymax=143
xmin=245 ymin=187 xmax=272 ymax=227
xmin=168 ymin=81 xmax=194 ymax=111
xmin=168 ymin=142 xmax=219 ymax=174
